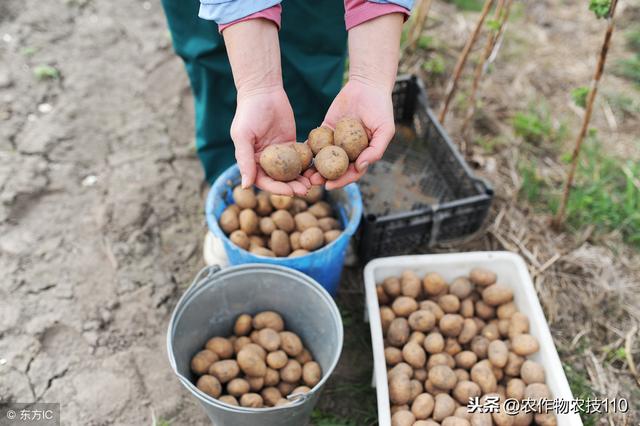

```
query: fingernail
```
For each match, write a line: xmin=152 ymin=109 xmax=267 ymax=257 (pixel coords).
xmin=357 ymin=161 xmax=369 ymax=172
xmin=241 ymin=175 xmax=249 ymax=188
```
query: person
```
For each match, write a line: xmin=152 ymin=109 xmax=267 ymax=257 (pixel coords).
xmin=161 ymin=0 xmax=413 ymax=263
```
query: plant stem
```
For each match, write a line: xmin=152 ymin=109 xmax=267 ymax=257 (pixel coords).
xmin=438 ymin=0 xmax=495 ymax=124
xmin=554 ymin=0 xmax=619 ymax=226
xmin=407 ymin=0 xmax=434 ymax=51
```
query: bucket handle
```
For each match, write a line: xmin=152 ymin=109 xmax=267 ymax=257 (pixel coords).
xmin=287 ymin=391 xmax=313 ymax=404
xmin=183 ymin=265 xmax=221 ymax=300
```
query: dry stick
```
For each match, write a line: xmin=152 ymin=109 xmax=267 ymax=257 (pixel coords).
xmin=438 ymin=0 xmax=495 ymax=124
xmin=407 ymin=0 xmax=434 ymax=51
xmin=554 ymin=0 xmax=619 ymax=226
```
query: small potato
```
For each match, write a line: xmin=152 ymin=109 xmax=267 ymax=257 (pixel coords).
xmin=428 ymin=365 xmax=457 ymax=390
xmin=324 ymin=230 xmax=341 ymax=244
xmin=401 ymin=270 xmax=422 ymax=299
xmin=206 ymin=337 xmax=234 ymax=359
xmin=492 ymin=403 xmax=515 ymax=426
xmin=249 ymin=235 xmax=266 ymax=248
xmin=475 ymin=301 xmax=495 ymax=320
xmin=227 ymin=378 xmax=250 ymax=397
xmin=259 ymin=144 xmax=302 ymax=181
xmin=255 ymin=191 xmax=273 ymax=216
xmin=233 ymin=186 xmax=257 ymax=209
xmin=460 ymin=298 xmax=475 ymax=318
xmin=302 ymin=361 xmax=322 ymax=387
xmin=234 ymin=336 xmax=253 ymax=353
xmin=288 ymin=250 xmax=309 ymax=259
xmin=534 ymin=413 xmax=558 ymax=426
xmin=482 ymin=284 xmax=514 ymax=306
xmin=270 ymin=194 xmax=293 ymax=210
xmin=524 ymin=383 xmax=552 ymax=401
xmin=511 ymin=334 xmax=540 ymax=356
xmin=261 ymin=386 xmax=282 ymax=407
xmin=512 ymin=410 xmax=534 ymax=426
xmin=230 ymin=230 xmax=250 ymax=250
xmin=454 ymin=368 xmax=470 ymax=382
xmin=380 ymin=306 xmax=396 ymax=335
xmin=290 ymin=198 xmax=308 ymax=215
xmin=414 ymin=421 xmax=439 ymax=426
xmin=506 ymin=378 xmax=526 ymax=400
xmin=238 ymin=209 xmax=259 ymax=235
xmin=269 ymin=229 xmax=291 ymax=257
xmin=237 ymin=347 xmax=267 ymax=377
xmin=469 ymin=267 xmax=497 ymax=286
xmin=427 ymin=353 xmax=455 ymax=370
xmin=458 ymin=318 xmax=478 ymax=344
xmin=454 ymin=351 xmax=478 ymax=369
xmin=308 ymin=126 xmax=334 ymax=155
xmin=414 ymin=368 xmax=428 ymax=381
xmin=318 ymin=217 xmax=340 ymax=232
xmin=520 ymin=360 xmax=545 ymax=384
xmin=498 ymin=318 xmax=510 ymax=337
xmin=470 ymin=336 xmax=490 ymax=359
xmin=334 ymin=117 xmax=369 ymax=161
xmin=508 ymin=312 xmax=530 ymax=339
xmin=402 ymin=342 xmax=426 ymax=368
xmin=439 ymin=314 xmax=464 ymax=337
xmin=307 ymin=201 xmax=332 ymax=218
xmin=209 ymin=360 xmax=240 ymax=383
xmin=449 ymin=277 xmax=473 ymax=299
xmin=315 ymin=146 xmax=349 ymax=180
xmin=264 ymin=368 xmax=280 ymax=386
xmin=488 ymin=340 xmax=509 ymax=368
xmin=452 ymin=380 xmax=481 ymax=405
xmin=275 ymin=398 xmax=291 ymax=407
xmin=219 ymin=207 xmax=240 ymax=234
xmin=295 ymin=348 xmax=313 ymax=365
xmin=392 ymin=296 xmax=419 ymax=318
xmin=409 ymin=331 xmax=426 ymax=345
xmin=423 ymin=332 xmax=445 ymax=354
xmin=257 ymin=328 xmax=281 ymax=352
xmin=423 ymin=272 xmax=448 ymax=296
xmin=470 ymin=413 xmax=493 ymax=426
xmin=300 ymin=227 xmax=324 ymax=251
xmin=250 ymin=246 xmax=275 ymax=257
xmin=389 ymin=374 xmax=412 ymax=405
xmin=253 ymin=311 xmax=285 ymax=332
xmin=293 ymin=142 xmax=313 ymax=170
xmin=481 ymin=322 xmax=500 ymax=341
xmin=271 ymin=210 xmax=295 ymax=233
xmin=280 ymin=331 xmax=303 ymax=356
xmin=289 ymin=231 xmax=302 ymax=250
xmin=294 ymin=212 xmax=319 ymax=232
xmin=409 ymin=379 xmax=423 ymax=402
xmin=259 ymin=217 xmax=277 ymax=235
xmin=277 ymin=381 xmax=294 ymax=396
xmin=196 ymin=375 xmax=222 ymax=398
xmin=387 ymin=318 xmax=410 ymax=347
xmin=302 ymin=185 xmax=324 ymax=204
xmin=497 ymin=301 xmax=518 ymax=319
xmin=234 ymin=314 xmax=253 ymax=336
xmin=280 ymin=359 xmax=302 ymax=383
xmin=420 ymin=300 xmax=445 ymax=321
xmin=240 ymin=393 xmax=264 ymax=408
xmin=408 ymin=310 xmax=436 ymax=332
xmin=191 ymin=349 xmax=218 ymax=375
xmin=411 ymin=393 xmax=435 ymax=420
xmin=424 ymin=379 xmax=448 ymax=396
xmin=445 ymin=338 xmax=462 ymax=356
xmin=439 ymin=294 xmax=461 ymax=313
xmin=442 ymin=417 xmax=471 ymax=426
xmin=388 ymin=362 xmax=413 ymax=379
xmin=247 ymin=377 xmax=265 ymax=393
xmin=219 ymin=395 xmax=239 ymax=406
xmin=504 ymin=352 xmax=525 ymax=376
xmin=385 ymin=347 xmax=404 ymax=365
xmin=433 ymin=393 xmax=456 ymax=422
xmin=391 ymin=410 xmax=416 ymax=426
xmin=470 ymin=362 xmax=497 ymax=394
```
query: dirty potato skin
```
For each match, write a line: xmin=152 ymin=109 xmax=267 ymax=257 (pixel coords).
xmin=308 ymin=126 xmax=334 ymax=154
xmin=314 ymin=145 xmax=349 ymax=180
xmin=333 ymin=117 xmax=369 ymax=161
xmin=259 ymin=144 xmax=302 ymax=182
xmin=292 ymin=142 xmax=313 ymax=170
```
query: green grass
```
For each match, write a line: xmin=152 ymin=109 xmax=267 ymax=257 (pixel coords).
xmin=445 ymin=0 xmax=484 ymax=11
xmin=605 ymin=92 xmax=640 ymax=116
xmin=512 ymin=107 xmax=566 ymax=147
xmin=422 ymin=54 xmax=446 ymax=76
xmin=563 ymin=363 xmax=599 ymax=426
xmin=417 ymin=35 xmax=434 ymax=50
xmin=589 ymin=0 xmax=611 ymax=19
xmin=626 ymin=26 xmax=640 ymax=51
xmin=571 ymin=86 xmax=589 ymax=109
xmin=33 ymin=65 xmax=60 ymax=80
xmin=615 ymin=56 xmax=640 ymax=85
xmin=311 ymin=410 xmax=358 ymax=426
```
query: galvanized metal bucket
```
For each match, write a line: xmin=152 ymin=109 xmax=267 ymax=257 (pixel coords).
xmin=167 ymin=264 xmax=344 ymax=426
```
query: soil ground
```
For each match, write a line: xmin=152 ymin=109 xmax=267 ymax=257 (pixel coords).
xmin=1 ymin=0 xmax=638 ymax=425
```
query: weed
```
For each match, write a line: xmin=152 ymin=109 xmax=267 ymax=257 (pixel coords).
xmin=417 ymin=35 xmax=434 ymax=50
xmin=445 ymin=0 xmax=484 ymax=12
xmin=512 ymin=107 xmax=566 ymax=147
xmin=518 ymin=159 xmax=546 ymax=204
xmin=311 ymin=410 xmax=358 ymax=426
xmin=422 ymin=54 xmax=446 ymax=76
xmin=626 ymin=26 xmax=640 ymax=51
xmin=33 ymin=65 xmax=60 ymax=80
xmin=564 ymin=363 xmax=599 ymax=426
xmin=615 ymin=56 xmax=640 ymax=85
xmin=21 ymin=47 xmax=37 ymax=56
xmin=605 ymin=92 xmax=640 ymax=116
xmin=155 ymin=419 xmax=171 ymax=426
xmin=571 ymin=86 xmax=589 ymax=109
xmin=476 ymin=136 xmax=506 ymax=153
xmin=589 ymin=0 xmax=611 ymax=19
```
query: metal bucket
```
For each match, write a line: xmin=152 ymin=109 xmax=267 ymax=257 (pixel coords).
xmin=167 ymin=264 xmax=344 ymax=426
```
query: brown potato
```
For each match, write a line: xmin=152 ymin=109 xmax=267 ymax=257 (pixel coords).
xmin=506 ymin=378 xmax=526 ymax=400
xmin=315 ymin=146 xmax=349 ymax=180
xmin=387 ymin=318 xmax=410 ymax=347
xmin=385 ymin=347 xmax=404 ymax=365
xmin=294 ymin=212 xmax=319 ymax=232
xmin=238 ymin=209 xmax=259 ymax=235
xmin=259 ymin=217 xmax=277 ymax=235
xmin=454 ymin=368 xmax=470 ymax=382
xmin=271 ymin=210 xmax=295 ymax=233
xmin=280 ymin=359 xmax=302 ymax=383
xmin=409 ymin=331 xmax=426 ymax=345
xmin=496 ymin=302 xmax=517 ymax=319
xmin=270 ymin=194 xmax=293 ymax=210
xmin=498 ymin=318 xmax=510 ymax=337
xmin=229 ymin=230 xmax=250 ymax=250
xmin=402 ymin=342 xmax=426 ymax=368
xmin=442 ymin=417 xmax=471 ymax=426
xmin=408 ymin=310 xmax=436 ymax=332
xmin=232 ymin=186 xmax=257 ymax=210
xmin=409 ymin=379 xmax=423 ymax=402
xmin=512 ymin=410 xmax=534 ymax=426
xmin=520 ymin=360 xmax=545 ymax=384
xmin=432 ymin=393 xmax=456 ymax=422
xmin=511 ymin=334 xmax=540 ymax=356
xmin=293 ymin=142 xmax=313 ymax=170
xmin=488 ymin=340 xmax=509 ymax=368
xmin=460 ymin=298 xmax=475 ymax=318
xmin=401 ymin=270 xmax=422 ymax=298
xmin=324 ymin=230 xmax=341 ymax=244
xmin=423 ymin=332 xmax=445 ymax=354
xmin=209 ymin=360 xmax=240 ymax=383
xmin=475 ymin=301 xmax=495 ymax=320
xmin=288 ymin=231 xmax=301 ymax=251
xmin=454 ymin=351 xmax=478 ymax=369
xmin=482 ymin=284 xmax=514 ymax=306
xmin=428 ymin=365 xmax=457 ymax=390
xmin=439 ymin=294 xmax=461 ymax=313
xmin=380 ymin=306 xmax=396 ymax=335
xmin=504 ymin=352 xmax=525 ymax=376
xmin=264 ymin=368 xmax=280 ymax=387
xmin=295 ymin=348 xmax=313 ymax=365
xmin=277 ymin=381 xmax=294 ymax=396
xmin=219 ymin=395 xmax=239 ymax=406
xmin=290 ymin=198 xmax=308 ymax=215
xmin=445 ymin=338 xmax=462 ymax=356
xmin=240 ymin=393 xmax=264 ymax=408
xmin=392 ymin=296 xmax=419 ymax=317
xmin=449 ymin=277 xmax=473 ymax=299
xmin=420 ymin=300 xmax=445 ymax=321
xmin=227 ymin=378 xmax=250 ymax=397
xmin=469 ymin=267 xmax=497 ymax=286
xmin=253 ymin=311 xmax=285 ymax=332
xmin=470 ymin=412 xmax=493 ymax=426
xmin=307 ymin=201 xmax=332 ymax=218
xmin=308 ymin=126 xmax=334 ymax=155
xmin=427 ymin=353 xmax=455 ymax=370
xmin=411 ymin=393 xmax=435 ymax=420
xmin=388 ymin=362 xmax=413 ymax=379
xmin=257 ymin=328 xmax=281 ymax=352
xmin=534 ymin=413 xmax=557 ymax=426
xmin=260 ymin=386 xmax=282 ymax=407
xmin=414 ymin=421 xmax=440 ymax=426
xmin=269 ymin=229 xmax=291 ymax=257
xmin=470 ymin=336 xmax=490 ymax=359
xmin=391 ymin=410 xmax=416 ymax=426
xmin=234 ymin=314 xmax=253 ymax=336
xmin=196 ymin=375 xmax=222 ymax=398
xmin=234 ymin=336 xmax=253 ymax=354
xmin=334 ymin=117 xmax=369 ymax=161
xmin=249 ymin=235 xmax=266 ymax=248
xmin=481 ymin=322 xmax=500 ymax=341
xmin=389 ymin=374 xmax=412 ymax=405
xmin=439 ymin=314 xmax=464 ymax=337
xmin=250 ymin=246 xmax=275 ymax=257
xmin=492 ymin=403 xmax=515 ymax=426
xmin=302 ymin=185 xmax=324 ymax=203
xmin=452 ymin=380 xmax=481 ymax=405
xmin=524 ymin=383 xmax=552 ymax=401
xmin=280 ymin=331 xmax=303 ymax=356
xmin=255 ymin=191 xmax=273 ymax=216
xmin=423 ymin=272 xmax=448 ymax=296
xmin=300 ymin=227 xmax=324 ymax=251
xmin=219 ymin=207 xmax=240 ymax=234
xmin=318 ymin=217 xmax=340 ymax=232
xmin=206 ymin=337 xmax=234 ymax=359
xmin=191 ymin=349 xmax=218 ymax=375
xmin=302 ymin=361 xmax=322 ymax=387
xmin=275 ymin=398 xmax=291 ymax=407
xmin=458 ymin=318 xmax=478 ymax=345
xmin=470 ymin=362 xmax=497 ymax=394
xmin=259 ymin=144 xmax=302 ymax=181
xmin=383 ymin=276 xmax=402 ymax=297
xmin=508 ymin=312 xmax=530 ymax=339
xmin=237 ymin=347 xmax=267 ymax=377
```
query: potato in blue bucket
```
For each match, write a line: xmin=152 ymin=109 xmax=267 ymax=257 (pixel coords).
xmin=206 ymin=164 xmax=363 ymax=295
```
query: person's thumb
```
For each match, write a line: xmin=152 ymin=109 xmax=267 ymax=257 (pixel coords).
xmin=233 ymin=136 xmax=257 ymax=189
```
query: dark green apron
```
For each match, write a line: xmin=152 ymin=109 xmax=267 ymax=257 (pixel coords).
xmin=161 ymin=0 xmax=348 ymax=183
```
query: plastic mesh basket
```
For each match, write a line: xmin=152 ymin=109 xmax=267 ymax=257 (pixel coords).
xmin=357 ymin=75 xmax=493 ymax=261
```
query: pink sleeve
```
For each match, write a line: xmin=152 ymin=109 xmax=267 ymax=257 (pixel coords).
xmin=344 ymin=0 xmax=410 ymax=30
xmin=219 ymin=4 xmax=282 ymax=33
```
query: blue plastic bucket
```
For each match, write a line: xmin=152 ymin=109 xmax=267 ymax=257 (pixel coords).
xmin=206 ymin=164 xmax=363 ymax=295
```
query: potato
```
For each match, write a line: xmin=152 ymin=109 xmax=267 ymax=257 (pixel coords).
xmin=278 ymin=331 xmax=303 ymax=357
xmin=439 ymin=294 xmax=461 ymax=313
xmin=481 ymin=322 xmax=500 ymax=341
xmin=433 ymin=393 xmax=456 ymax=422
xmin=450 ymin=277 xmax=473 ymax=299
xmin=209 ymin=360 xmax=240 ymax=383
xmin=191 ymin=349 xmax=218 ymax=375
xmin=259 ymin=217 xmax=277 ymax=235
xmin=439 ymin=314 xmax=464 ymax=337
xmin=232 ymin=186 xmax=257 ymax=209
xmin=295 ymin=348 xmax=313 ymax=365
xmin=428 ymin=365 xmax=457 ymax=390
xmin=293 ymin=142 xmax=313 ymax=170
xmin=511 ymin=334 xmax=539 ymax=356
xmin=255 ymin=191 xmax=273 ymax=216
xmin=280 ymin=359 xmax=302 ymax=383
xmin=524 ymin=383 xmax=551 ymax=401
xmin=445 ymin=338 xmax=462 ymax=356
xmin=454 ymin=406 xmax=472 ymax=420
xmin=392 ymin=296 xmax=419 ymax=317
xmin=290 ymin=197 xmax=308 ymax=215
xmin=220 ymin=206 xmax=240 ymax=234
xmin=496 ymin=301 xmax=517 ymax=319
xmin=271 ymin=210 xmax=295 ymax=233
xmin=287 ymin=249 xmax=308 ymax=258
xmin=294 ymin=212 xmax=319 ymax=232
xmin=452 ymin=380 xmax=481 ymax=405
xmin=269 ymin=230 xmax=291 ymax=257
xmin=240 ymin=393 xmax=264 ymax=408
xmin=196 ymin=375 xmax=222 ymax=398
xmin=229 ymin=230 xmax=250 ymax=250
xmin=259 ymin=386 xmax=282 ymax=407
xmin=315 ymin=146 xmax=349 ymax=180
xmin=508 ymin=312 xmax=530 ymax=339
xmin=423 ymin=332 xmax=445 ymax=354
xmin=334 ymin=117 xmax=368 ymax=161
xmin=308 ymin=126 xmax=334 ymax=155
xmin=492 ymin=403 xmax=515 ymax=426
xmin=460 ymin=298 xmax=475 ymax=318
xmin=423 ymin=272 xmax=448 ymax=296
xmin=237 ymin=209 xmax=258 ymax=235
xmin=302 ymin=361 xmax=322 ymax=387
xmin=458 ymin=318 xmax=479 ymax=344
xmin=302 ymin=185 xmax=324 ymax=204
xmin=275 ymin=398 xmax=291 ymax=407
xmin=234 ymin=314 xmax=253 ymax=337
xmin=237 ymin=347 xmax=267 ymax=377
xmin=409 ymin=331 xmax=426 ymax=345
xmin=249 ymin=235 xmax=266 ymax=248
xmin=454 ymin=351 xmax=477 ymax=369
xmin=424 ymin=379 xmax=447 ymax=396
xmin=512 ymin=411 xmax=534 ymax=426
xmin=387 ymin=318 xmax=410 ymax=347
xmin=410 ymin=379 xmax=423 ymax=400
xmin=427 ymin=353 xmax=455 ymax=370
xmin=380 ymin=306 xmax=396 ymax=334
xmin=244 ymin=342 xmax=266 ymax=359
xmin=470 ymin=362 xmax=497 ymax=394
xmin=250 ymin=246 xmax=275 ymax=257
xmin=506 ymin=378 xmax=526 ymax=400
xmin=318 ymin=217 xmax=340 ymax=232
xmin=324 ymin=230 xmax=341 ymax=244
xmin=391 ymin=410 xmax=416 ymax=426
xmin=270 ymin=194 xmax=293 ymax=210
xmin=408 ymin=310 xmax=436 ymax=332
xmin=469 ymin=267 xmax=497 ymax=286
xmin=277 ymin=381 xmax=294 ymax=396
xmin=219 ymin=395 xmax=239 ymax=406
xmin=497 ymin=318 xmax=510 ymax=337
xmin=388 ymin=362 xmax=413 ymax=379
xmin=534 ymin=413 xmax=557 ymax=426
xmin=253 ymin=311 xmax=285 ymax=332
xmin=411 ymin=393 xmax=435 ymax=420
xmin=227 ymin=378 xmax=250 ymax=397
xmin=520 ymin=360 xmax=545 ymax=384
xmin=299 ymin=227 xmax=324 ymax=251
xmin=401 ymin=270 xmax=422 ymax=298
xmin=206 ymin=337 xmax=234 ymax=359
xmin=442 ymin=418 xmax=471 ymax=426
xmin=385 ymin=347 xmax=403 ymax=365
xmin=402 ymin=342 xmax=426 ymax=368
xmin=470 ymin=412 xmax=493 ymax=426
xmin=488 ymin=340 xmax=509 ymax=368
xmin=482 ymin=284 xmax=514 ymax=306
xmin=307 ymin=201 xmax=332 ymax=218
xmin=259 ymin=144 xmax=302 ymax=181
xmin=475 ymin=301 xmax=495 ymax=320
xmin=264 ymin=368 xmax=280 ymax=386
xmin=470 ymin=336 xmax=490 ymax=359
xmin=504 ymin=352 xmax=525 ymax=376
xmin=389 ymin=374 xmax=412 ymax=405
xmin=420 ymin=300 xmax=445 ymax=321
xmin=256 ymin=328 xmax=281 ymax=352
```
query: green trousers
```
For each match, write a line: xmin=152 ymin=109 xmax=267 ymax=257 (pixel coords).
xmin=161 ymin=0 xmax=348 ymax=183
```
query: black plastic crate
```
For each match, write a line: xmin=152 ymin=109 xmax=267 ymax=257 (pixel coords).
xmin=357 ymin=75 xmax=493 ymax=261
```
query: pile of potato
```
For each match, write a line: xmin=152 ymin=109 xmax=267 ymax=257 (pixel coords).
xmin=218 ymin=185 xmax=343 ymax=257
xmin=259 ymin=117 xmax=369 ymax=182
xmin=377 ymin=268 xmax=556 ymax=426
xmin=191 ymin=311 xmax=323 ymax=408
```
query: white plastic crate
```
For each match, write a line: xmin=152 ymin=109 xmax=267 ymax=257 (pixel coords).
xmin=363 ymin=251 xmax=582 ymax=426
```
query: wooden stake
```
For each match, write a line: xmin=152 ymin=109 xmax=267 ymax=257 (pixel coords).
xmin=553 ymin=0 xmax=619 ymax=226
xmin=438 ymin=0 xmax=495 ymax=124
xmin=407 ymin=0 xmax=434 ymax=51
